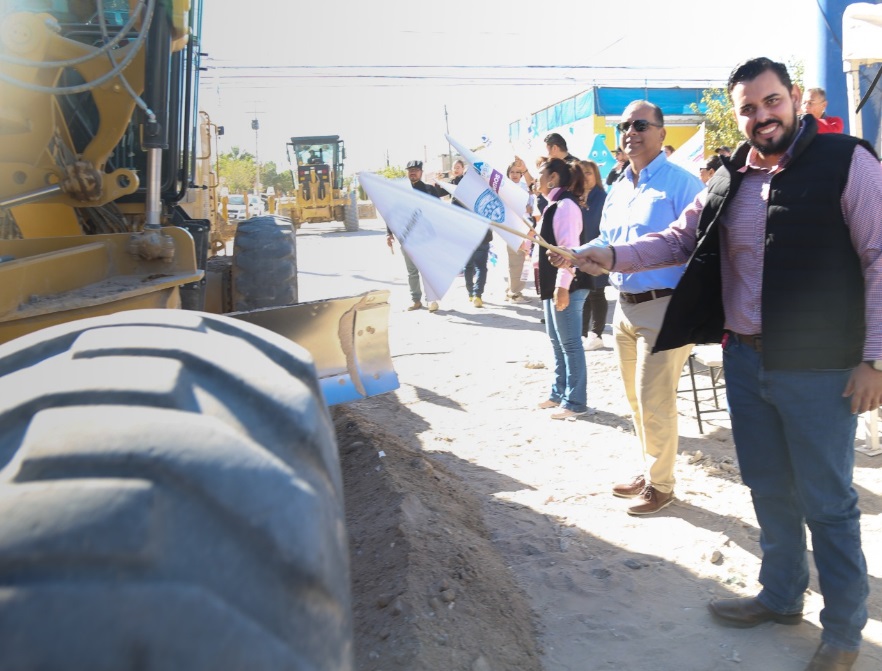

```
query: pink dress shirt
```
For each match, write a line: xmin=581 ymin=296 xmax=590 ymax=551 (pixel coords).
xmin=545 ymin=187 xmax=583 ymax=291
xmin=615 ymin=140 xmax=882 ymax=360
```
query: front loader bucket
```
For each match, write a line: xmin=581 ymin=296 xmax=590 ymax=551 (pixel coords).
xmin=229 ymin=290 xmax=398 ymax=405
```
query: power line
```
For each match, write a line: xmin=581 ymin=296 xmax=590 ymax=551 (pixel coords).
xmin=198 ymin=63 xmax=727 ymax=89
xmin=204 ymin=63 xmax=732 ymax=72
xmin=198 ymin=73 xmax=725 ymax=87
xmin=199 ymin=80 xmax=723 ymax=90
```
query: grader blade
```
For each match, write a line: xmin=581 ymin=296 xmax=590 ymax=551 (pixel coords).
xmin=229 ymin=290 xmax=398 ymax=406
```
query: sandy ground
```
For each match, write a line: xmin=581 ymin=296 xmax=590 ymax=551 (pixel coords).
xmin=297 ymin=215 xmax=882 ymax=671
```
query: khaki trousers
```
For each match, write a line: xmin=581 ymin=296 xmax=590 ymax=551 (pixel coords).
xmin=613 ymin=296 xmax=692 ymax=493
xmin=505 ymin=246 xmax=526 ymax=296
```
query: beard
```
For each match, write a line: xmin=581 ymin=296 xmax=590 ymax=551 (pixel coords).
xmin=748 ymin=112 xmax=799 ymax=156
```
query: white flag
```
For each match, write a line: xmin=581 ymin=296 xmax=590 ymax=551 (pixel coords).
xmin=440 ymin=170 xmax=525 ymax=252
xmin=359 ymin=172 xmax=490 ymax=301
xmin=446 ymin=135 xmax=533 ymax=236
xmin=668 ymin=123 xmax=705 ymax=177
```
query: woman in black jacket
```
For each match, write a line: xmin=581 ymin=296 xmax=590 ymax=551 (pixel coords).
xmin=579 ymin=160 xmax=608 ymax=351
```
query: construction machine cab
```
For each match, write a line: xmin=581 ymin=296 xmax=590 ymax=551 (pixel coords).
xmin=283 ymin=135 xmax=349 ymax=227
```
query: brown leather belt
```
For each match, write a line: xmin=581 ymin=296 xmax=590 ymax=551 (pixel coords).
xmin=618 ymin=288 xmax=675 ymax=305
xmin=730 ymin=332 xmax=763 ymax=352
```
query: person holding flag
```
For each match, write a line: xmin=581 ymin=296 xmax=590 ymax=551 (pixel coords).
xmin=451 ymin=159 xmax=492 ymax=308
xmin=386 ymin=160 xmax=448 ymax=311
xmin=535 ymin=158 xmax=592 ymax=420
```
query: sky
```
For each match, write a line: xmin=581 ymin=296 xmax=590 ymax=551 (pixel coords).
xmin=197 ymin=0 xmax=818 ymax=176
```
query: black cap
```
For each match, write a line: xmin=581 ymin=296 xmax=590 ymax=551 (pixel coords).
xmin=406 ymin=160 xmax=423 ymax=169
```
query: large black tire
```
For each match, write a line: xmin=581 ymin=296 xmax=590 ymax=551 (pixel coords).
xmin=343 ymin=192 xmax=359 ymax=233
xmin=0 ymin=310 xmax=353 ymax=671
xmin=231 ymin=215 xmax=298 ymax=311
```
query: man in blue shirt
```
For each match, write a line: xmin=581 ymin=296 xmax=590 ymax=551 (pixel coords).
xmin=576 ymin=100 xmax=703 ymax=515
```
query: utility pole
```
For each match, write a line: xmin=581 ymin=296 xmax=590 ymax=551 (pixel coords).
xmin=251 ymin=117 xmax=260 ymax=195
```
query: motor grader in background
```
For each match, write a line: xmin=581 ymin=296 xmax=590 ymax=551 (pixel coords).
xmin=0 ymin=1 xmax=393 ymax=668
xmin=277 ymin=134 xmax=359 ymax=231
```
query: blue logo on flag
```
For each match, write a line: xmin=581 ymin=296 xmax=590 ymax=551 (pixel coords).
xmin=474 ymin=189 xmax=505 ymax=222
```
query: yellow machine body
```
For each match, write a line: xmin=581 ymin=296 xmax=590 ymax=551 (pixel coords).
xmin=0 ymin=3 xmax=395 ymax=403
xmin=278 ymin=135 xmax=349 ymax=227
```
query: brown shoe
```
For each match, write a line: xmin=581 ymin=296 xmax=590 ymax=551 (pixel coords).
xmin=550 ymin=408 xmax=587 ymax=420
xmin=804 ymin=642 xmax=859 ymax=671
xmin=407 ymin=301 xmax=424 ymax=311
xmin=708 ymin=596 xmax=803 ymax=628
xmin=612 ymin=474 xmax=646 ymax=498
xmin=627 ymin=485 xmax=674 ymax=516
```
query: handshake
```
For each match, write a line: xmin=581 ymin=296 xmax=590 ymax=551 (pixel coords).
xmin=546 ymin=246 xmax=614 ymax=276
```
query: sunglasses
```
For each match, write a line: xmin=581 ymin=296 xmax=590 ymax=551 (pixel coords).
xmin=616 ymin=119 xmax=663 ymax=133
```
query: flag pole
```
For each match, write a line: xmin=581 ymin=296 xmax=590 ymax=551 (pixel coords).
xmin=437 ymin=191 xmax=606 ymax=274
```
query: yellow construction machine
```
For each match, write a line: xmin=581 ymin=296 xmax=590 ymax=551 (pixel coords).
xmin=278 ymin=134 xmax=358 ymax=230
xmin=0 ymin=2 xmax=393 ymax=667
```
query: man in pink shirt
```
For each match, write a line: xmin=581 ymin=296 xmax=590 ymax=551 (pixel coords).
xmin=563 ymin=57 xmax=882 ymax=671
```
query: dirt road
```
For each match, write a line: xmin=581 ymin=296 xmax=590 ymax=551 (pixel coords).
xmin=297 ymin=216 xmax=882 ymax=671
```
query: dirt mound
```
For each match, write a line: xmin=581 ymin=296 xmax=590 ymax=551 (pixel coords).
xmin=335 ymin=406 xmax=541 ymax=671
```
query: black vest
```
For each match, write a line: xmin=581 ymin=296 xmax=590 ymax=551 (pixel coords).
xmin=655 ymin=115 xmax=874 ymax=370
xmin=537 ymin=193 xmax=592 ymax=300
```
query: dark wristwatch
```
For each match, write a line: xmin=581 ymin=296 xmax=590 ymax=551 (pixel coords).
xmin=865 ymin=360 xmax=882 ymax=371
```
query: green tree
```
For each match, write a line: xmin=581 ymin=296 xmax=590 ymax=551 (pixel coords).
xmin=217 ymin=146 xmax=256 ymax=194
xmin=260 ymin=161 xmax=295 ymax=196
xmin=788 ymin=59 xmax=805 ymax=95
xmin=375 ymin=165 xmax=406 ymax=179
xmin=691 ymin=89 xmax=742 ymax=154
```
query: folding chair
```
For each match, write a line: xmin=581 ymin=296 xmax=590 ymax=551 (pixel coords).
xmin=685 ymin=344 xmax=728 ymax=434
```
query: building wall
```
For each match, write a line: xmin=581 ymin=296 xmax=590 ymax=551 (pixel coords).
xmin=509 ymin=86 xmax=707 ymax=181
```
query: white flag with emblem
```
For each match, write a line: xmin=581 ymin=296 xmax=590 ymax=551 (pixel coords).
xmin=359 ymin=172 xmax=491 ymax=300
xmin=436 ymin=170 xmax=525 ymax=251
xmin=446 ymin=134 xmax=534 ymax=237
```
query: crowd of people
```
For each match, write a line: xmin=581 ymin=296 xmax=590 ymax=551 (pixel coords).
xmin=545 ymin=57 xmax=881 ymax=671
xmin=384 ymin=56 xmax=882 ymax=671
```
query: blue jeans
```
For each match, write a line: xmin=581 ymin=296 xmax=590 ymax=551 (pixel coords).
xmin=581 ymin=287 xmax=608 ymax=337
xmin=464 ymin=242 xmax=490 ymax=298
xmin=543 ymin=289 xmax=588 ymax=413
xmin=724 ymin=337 xmax=867 ymax=651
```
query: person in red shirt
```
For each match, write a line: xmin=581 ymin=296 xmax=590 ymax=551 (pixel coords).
xmin=801 ymin=87 xmax=844 ymax=134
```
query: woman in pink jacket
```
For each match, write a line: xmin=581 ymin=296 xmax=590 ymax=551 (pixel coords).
xmin=535 ymin=158 xmax=593 ymax=419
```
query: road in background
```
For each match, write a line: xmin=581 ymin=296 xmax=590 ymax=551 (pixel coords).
xmin=295 ymin=217 xmax=402 ymax=303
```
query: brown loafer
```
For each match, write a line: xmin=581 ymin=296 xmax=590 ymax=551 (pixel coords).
xmin=708 ymin=596 xmax=802 ymax=628
xmin=627 ymin=485 xmax=674 ymax=515
xmin=612 ymin=474 xmax=645 ymax=498
xmin=804 ymin=642 xmax=859 ymax=671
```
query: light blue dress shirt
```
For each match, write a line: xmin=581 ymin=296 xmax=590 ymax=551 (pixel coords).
xmin=576 ymin=151 xmax=704 ymax=293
